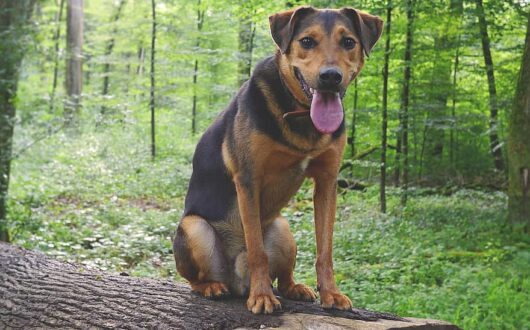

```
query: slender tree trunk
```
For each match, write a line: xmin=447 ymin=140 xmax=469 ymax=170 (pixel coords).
xmin=380 ymin=0 xmax=392 ymax=213
xmin=237 ymin=13 xmax=255 ymax=86
xmin=450 ymin=34 xmax=461 ymax=168
xmin=0 ymin=0 xmax=37 ymax=242
xmin=394 ymin=130 xmax=401 ymax=186
xmin=507 ymin=14 xmax=530 ymax=231
xmin=49 ymin=0 xmax=65 ymax=113
xmin=475 ymin=0 xmax=505 ymax=172
xmin=425 ymin=42 xmax=448 ymax=166
xmin=100 ymin=0 xmax=127 ymax=116
xmin=150 ymin=0 xmax=156 ymax=159
xmin=400 ymin=0 xmax=414 ymax=206
xmin=418 ymin=124 xmax=428 ymax=180
xmin=191 ymin=0 xmax=204 ymax=136
xmin=423 ymin=0 xmax=462 ymax=179
xmin=192 ymin=58 xmax=199 ymax=135
xmin=136 ymin=46 xmax=145 ymax=75
xmin=64 ymin=0 xmax=83 ymax=128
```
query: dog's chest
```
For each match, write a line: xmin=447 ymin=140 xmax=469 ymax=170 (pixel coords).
xmin=259 ymin=156 xmax=309 ymax=221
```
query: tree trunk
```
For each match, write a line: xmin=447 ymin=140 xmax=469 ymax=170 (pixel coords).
xmin=191 ymin=0 xmax=204 ymax=136
xmin=380 ymin=0 xmax=392 ymax=213
xmin=450 ymin=34 xmax=461 ymax=168
xmin=150 ymin=0 xmax=156 ymax=159
xmin=475 ymin=0 xmax=505 ymax=172
xmin=424 ymin=0 xmax=463 ymax=178
xmin=192 ymin=58 xmax=199 ymax=135
xmin=49 ymin=0 xmax=65 ymax=113
xmin=0 ymin=0 xmax=37 ymax=242
xmin=237 ymin=13 xmax=255 ymax=86
xmin=64 ymin=0 xmax=83 ymax=128
xmin=400 ymin=0 xmax=414 ymax=206
xmin=136 ymin=46 xmax=145 ymax=75
xmin=0 ymin=242 xmax=460 ymax=329
xmin=100 ymin=0 xmax=127 ymax=116
xmin=418 ymin=124 xmax=428 ymax=180
xmin=507 ymin=14 xmax=530 ymax=231
xmin=394 ymin=132 xmax=401 ymax=186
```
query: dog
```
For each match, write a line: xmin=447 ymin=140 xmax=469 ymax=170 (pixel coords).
xmin=173 ymin=6 xmax=383 ymax=314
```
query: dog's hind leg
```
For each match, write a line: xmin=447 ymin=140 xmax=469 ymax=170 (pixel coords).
xmin=173 ymin=215 xmax=229 ymax=298
xmin=265 ymin=216 xmax=317 ymax=302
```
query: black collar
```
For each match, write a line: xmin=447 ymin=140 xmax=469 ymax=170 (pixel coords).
xmin=277 ymin=67 xmax=311 ymax=119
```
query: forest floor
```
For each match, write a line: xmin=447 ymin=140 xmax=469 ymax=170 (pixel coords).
xmin=8 ymin=128 xmax=530 ymax=330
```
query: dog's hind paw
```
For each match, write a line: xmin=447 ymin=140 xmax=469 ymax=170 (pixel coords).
xmin=191 ymin=281 xmax=230 ymax=299
xmin=280 ymin=283 xmax=317 ymax=302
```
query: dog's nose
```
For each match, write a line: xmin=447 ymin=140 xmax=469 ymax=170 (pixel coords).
xmin=319 ymin=68 xmax=343 ymax=88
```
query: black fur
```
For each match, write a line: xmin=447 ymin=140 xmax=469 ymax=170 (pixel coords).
xmin=183 ymin=102 xmax=237 ymax=221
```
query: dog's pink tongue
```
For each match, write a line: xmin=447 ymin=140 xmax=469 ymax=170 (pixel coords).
xmin=310 ymin=90 xmax=344 ymax=134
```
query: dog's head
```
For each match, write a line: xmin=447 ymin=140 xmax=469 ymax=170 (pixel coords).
xmin=269 ymin=6 xmax=383 ymax=134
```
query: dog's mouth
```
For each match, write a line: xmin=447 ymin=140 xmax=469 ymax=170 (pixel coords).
xmin=294 ymin=68 xmax=313 ymax=100
xmin=293 ymin=67 xmax=345 ymax=134
xmin=294 ymin=67 xmax=347 ymax=101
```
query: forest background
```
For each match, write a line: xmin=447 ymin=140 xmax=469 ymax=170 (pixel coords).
xmin=0 ymin=0 xmax=529 ymax=329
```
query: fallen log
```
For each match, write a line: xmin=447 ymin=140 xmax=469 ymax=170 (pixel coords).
xmin=0 ymin=242 xmax=459 ymax=329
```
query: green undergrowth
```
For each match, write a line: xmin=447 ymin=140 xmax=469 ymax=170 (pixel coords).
xmin=9 ymin=129 xmax=530 ymax=330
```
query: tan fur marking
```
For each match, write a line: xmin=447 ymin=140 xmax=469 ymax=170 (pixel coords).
xmin=222 ymin=140 xmax=236 ymax=175
xmin=306 ymin=133 xmax=351 ymax=309
xmin=180 ymin=216 xmax=224 ymax=282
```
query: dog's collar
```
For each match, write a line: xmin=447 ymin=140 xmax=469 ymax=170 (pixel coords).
xmin=277 ymin=68 xmax=311 ymax=120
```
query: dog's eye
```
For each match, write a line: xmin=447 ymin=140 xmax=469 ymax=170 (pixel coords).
xmin=341 ymin=37 xmax=356 ymax=50
xmin=299 ymin=37 xmax=316 ymax=49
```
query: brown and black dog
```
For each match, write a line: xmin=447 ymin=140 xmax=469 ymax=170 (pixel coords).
xmin=173 ymin=6 xmax=383 ymax=314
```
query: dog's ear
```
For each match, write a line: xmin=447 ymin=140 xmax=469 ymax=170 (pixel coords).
xmin=341 ymin=8 xmax=383 ymax=57
xmin=269 ymin=6 xmax=316 ymax=54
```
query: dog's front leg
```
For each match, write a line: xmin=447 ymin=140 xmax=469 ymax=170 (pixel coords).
xmin=234 ymin=173 xmax=281 ymax=314
xmin=309 ymin=147 xmax=352 ymax=310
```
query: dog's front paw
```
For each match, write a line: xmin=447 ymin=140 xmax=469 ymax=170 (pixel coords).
xmin=319 ymin=290 xmax=352 ymax=310
xmin=280 ymin=283 xmax=317 ymax=302
xmin=247 ymin=291 xmax=281 ymax=314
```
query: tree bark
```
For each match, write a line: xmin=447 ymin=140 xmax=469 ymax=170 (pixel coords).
xmin=64 ymin=0 xmax=83 ymax=128
xmin=0 ymin=242 xmax=460 ymax=329
xmin=507 ymin=13 xmax=530 ymax=231
xmin=380 ymin=0 xmax=392 ymax=213
xmin=400 ymin=0 xmax=414 ymax=206
xmin=100 ymin=0 xmax=127 ymax=116
xmin=237 ymin=12 xmax=255 ymax=86
xmin=150 ymin=0 xmax=156 ymax=159
xmin=0 ymin=0 xmax=37 ymax=242
xmin=49 ymin=0 xmax=65 ymax=113
xmin=475 ymin=0 xmax=505 ymax=172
